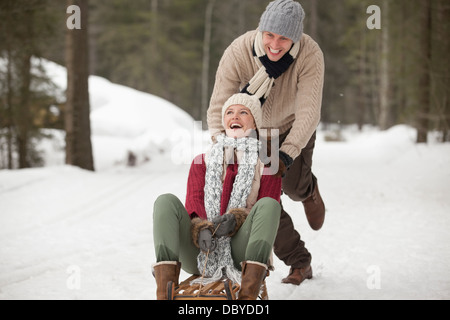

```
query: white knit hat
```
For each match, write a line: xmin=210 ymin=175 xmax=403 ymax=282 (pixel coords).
xmin=222 ymin=93 xmax=263 ymax=131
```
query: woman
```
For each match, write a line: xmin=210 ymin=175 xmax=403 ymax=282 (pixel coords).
xmin=152 ymin=93 xmax=282 ymax=300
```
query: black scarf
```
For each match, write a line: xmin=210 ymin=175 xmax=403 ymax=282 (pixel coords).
xmin=241 ymin=42 xmax=296 ymax=105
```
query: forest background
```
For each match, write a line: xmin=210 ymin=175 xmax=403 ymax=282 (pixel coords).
xmin=0 ymin=0 xmax=449 ymax=170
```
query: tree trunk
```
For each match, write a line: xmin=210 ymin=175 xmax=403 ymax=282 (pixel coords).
xmin=15 ymin=4 xmax=35 ymax=169
xmin=379 ymin=0 xmax=391 ymax=130
xmin=416 ymin=0 xmax=432 ymax=143
xmin=65 ymin=0 xmax=95 ymax=170
xmin=237 ymin=0 xmax=246 ymax=35
xmin=151 ymin=0 xmax=158 ymax=29
xmin=309 ymin=0 xmax=318 ymax=40
xmin=16 ymin=52 xmax=32 ymax=168
xmin=357 ymin=22 xmax=366 ymax=131
xmin=201 ymin=0 xmax=216 ymax=129
xmin=435 ymin=0 xmax=450 ymax=142
xmin=5 ymin=27 xmax=14 ymax=169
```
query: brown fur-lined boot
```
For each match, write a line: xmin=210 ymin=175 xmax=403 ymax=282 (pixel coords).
xmin=238 ymin=261 xmax=268 ymax=300
xmin=152 ymin=261 xmax=181 ymax=300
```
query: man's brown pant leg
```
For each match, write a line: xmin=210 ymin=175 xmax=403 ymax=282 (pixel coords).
xmin=282 ymin=131 xmax=317 ymax=202
xmin=273 ymin=132 xmax=317 ymax=268
xmin=274 ymin=204 xmax=312 ymax=268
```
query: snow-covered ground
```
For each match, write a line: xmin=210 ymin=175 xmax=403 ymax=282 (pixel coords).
xmin=1 ymin=60 xmax=449 ymax=300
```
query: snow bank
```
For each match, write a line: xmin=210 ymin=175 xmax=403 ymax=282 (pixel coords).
xmin=3 ymin=58 xmax=209 ymax=171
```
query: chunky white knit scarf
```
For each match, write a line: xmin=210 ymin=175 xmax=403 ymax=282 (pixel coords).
xmin=193 ymin=134 xmax=261 ymax=285
xmin=241 ymin=31 xmax=300 ymax=104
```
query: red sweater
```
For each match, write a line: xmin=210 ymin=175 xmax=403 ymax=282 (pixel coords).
xmin=185 ymin=154 xmax=282 ymax=220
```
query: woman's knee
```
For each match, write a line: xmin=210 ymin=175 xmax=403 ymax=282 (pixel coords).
xmin=153 ymin=193 xmax=182 ymax=219
xmin=155 ymin=193 xmax=179 ymax=205
xmin=253 ymin=197 xmax=281 ymax=220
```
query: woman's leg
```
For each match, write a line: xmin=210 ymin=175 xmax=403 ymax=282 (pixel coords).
xmin=153 ymin=193 xmax=200 ymax=275
xmin=231 ymin=197 xmax=281 ymax=270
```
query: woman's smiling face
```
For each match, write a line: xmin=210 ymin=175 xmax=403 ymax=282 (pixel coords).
xmin=224 ymin=105 xmax=256 ymax=138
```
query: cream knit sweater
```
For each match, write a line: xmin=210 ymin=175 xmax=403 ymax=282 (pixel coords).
xmin=207 ymin=30 xmax=325 ymax=160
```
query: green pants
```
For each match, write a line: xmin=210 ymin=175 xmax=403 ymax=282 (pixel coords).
xmin=153 ymin=194 xmax=281 ymax=275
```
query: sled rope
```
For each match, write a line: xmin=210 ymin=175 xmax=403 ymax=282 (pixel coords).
xmin=197 ymin=223 xmax=221 ymax=297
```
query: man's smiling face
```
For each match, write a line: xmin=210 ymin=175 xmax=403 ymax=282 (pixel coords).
xmin=262 ymin=31 xmax=294 ymax=62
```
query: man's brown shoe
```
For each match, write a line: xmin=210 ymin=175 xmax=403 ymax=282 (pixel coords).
xmin=282 ymin=266 xmax=313 ymax=285
xmin=302 ymin=182 xmax=326 ymax=231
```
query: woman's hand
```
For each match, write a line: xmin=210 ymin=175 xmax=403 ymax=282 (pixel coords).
xmin=212 ymin=209 xmax=249 ymax=238
xmin=198 ymin=229 xmax=217 ymax=253
xmin=191 ymin=218 xmax=216 ymax=252
xmin=212 ymin=214 xmax=237 ymax=238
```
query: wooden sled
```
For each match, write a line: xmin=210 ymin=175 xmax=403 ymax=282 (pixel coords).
xmin=167 ymin=275 xmax=269 ymax=300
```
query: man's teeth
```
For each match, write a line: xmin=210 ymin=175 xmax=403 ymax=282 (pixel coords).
xmin=231 ymin=124 xmax=242 ymax=129
xmin=270 ymin=48 xmax=281 ymax=54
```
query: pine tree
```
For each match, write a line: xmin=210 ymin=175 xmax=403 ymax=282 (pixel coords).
xmin=0 ymin=0 xmax=60 ymax=168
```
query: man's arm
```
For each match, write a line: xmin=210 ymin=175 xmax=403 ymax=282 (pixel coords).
xmin=280 ymin=42 xmax=325 ymax=161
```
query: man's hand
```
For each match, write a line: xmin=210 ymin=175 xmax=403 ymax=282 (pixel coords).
xmin=275 ymin=151 xmax=294 ymax=178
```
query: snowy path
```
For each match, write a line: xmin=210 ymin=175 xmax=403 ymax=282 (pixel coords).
xmin=1 ymin=127 xmax=450 ymax=300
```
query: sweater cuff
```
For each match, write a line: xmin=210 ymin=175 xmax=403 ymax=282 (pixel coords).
xmin=227 ymin=208 xmax=249 ymax=237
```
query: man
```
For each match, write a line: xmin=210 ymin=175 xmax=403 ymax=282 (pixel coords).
xmin=207 ymin=0 xmax=325 ymax=285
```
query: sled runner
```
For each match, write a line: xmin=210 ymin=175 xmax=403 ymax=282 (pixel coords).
xmin=167 ymin=275 xmax=269 ymax=300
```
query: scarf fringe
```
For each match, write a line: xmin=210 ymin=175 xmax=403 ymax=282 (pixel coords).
xmin=190 ymin=266 xmax=242 ymax=287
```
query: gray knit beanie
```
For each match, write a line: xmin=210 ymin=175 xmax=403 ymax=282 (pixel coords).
xmin=258 ymin=0 xmax=305 ymax=43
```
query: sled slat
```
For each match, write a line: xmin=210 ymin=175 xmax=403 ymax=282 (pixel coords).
xmin=169 ymin=274 xmax=268 ymax=301
xmin=201 ymin=281 xmax=221 ymax=293
xmin=211 ymin=282 xmax=226 ymax=294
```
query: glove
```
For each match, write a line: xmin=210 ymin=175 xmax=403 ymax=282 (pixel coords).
xmin=198 ymin=229 xmax=217 ymax=253
xmin=275 ymin=151 xmax=294 ymax=178
xmin=212 ymin=214 xmax=237 ymax=238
